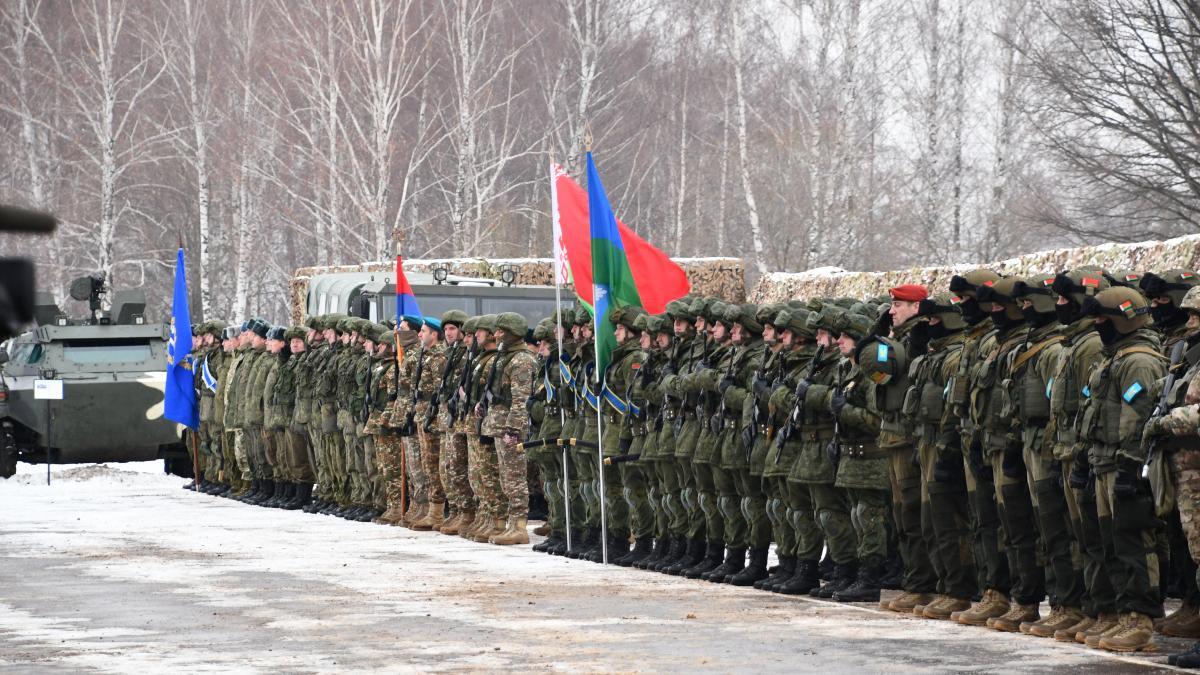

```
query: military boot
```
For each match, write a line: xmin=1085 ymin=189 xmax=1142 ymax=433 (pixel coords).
xmin=1163 ymin=605 xmax=1200 ymax=638
xmin=533 ymin=522 xmax=551 ymax=537
xmin=1099 ymin=612 xmax=1156 ymax=653
xmin=401 ymin=502 xmax=425 ymax=528
xmin=1055 ymin=615 xmax=1095 ymax=642
xmin=885 ymin=591 xmax=934 ymax=614
xmin=988 ymin=603 xmax=1039 ymax=632
xmin=250 ymin=480 xmax=275 ymax=506
xmin=272 ymin=483 xmax=294 ymax=508
xmin=617 ymin=537 xmax=654 ymax=567
xmin=833 ymin=562 xmax=883 ymax=603
xmin=238 ymin=479 xmax=260 ymax=503
xmin=1082 ymin=613 xmax=1124 ymax=647
xmin=757 ymin=556 xmax=795 ymax=591
xmin=553 ymin=529 xmax=581 ymax=556
xmin=923 ymin=595 xmax=972 ymax=621
xmin=653 ymin=536 xmax=687 ymax=571
xmin=533 ymin=527 xmax=555 ymax=552
xmin=374 ymin=505 xmax=404 ymax=525
xmin=538 ymin=532 xmax=565 ymax=554
xmin=290 ymin=483 xmax=313 ymax=510
xmin=682 ymin=541 xmax=725 ymax=579
xmin=566 ymin=527 xmax=596 ymax=559
xmin=954 ymin=589 xmax=1011 ymax=626
xmin=817 ymin=550 xmax=835 ymax=582
xmin=1168 ymin=641 xmax=1200 ymax=667
xmin=634 ymin=538 xmax=665 ymax=569
xmin=729 ymin=548 xmax=770 ymax=587
xmin=489 ymin=517 xmax=530 ymax=545
xmin=880 ymin=552 xmax=904 ymax=590
xmin=1027 ymin=606 xmax=1086 ymax=638
xmin=775 ymin=559 xmax=821 ymax=595
xmin=473 ymin=517 xmax=506 ymax=543
xmin=413 ymin=501 xmax=445 ymax=531
xmin=664 ymin=538 xmax=704 ymax=575
xmin=454 ymin=511 xmax=477 ymax=536
xmin=813 ymin=562 xmax=857 ymax=599
xmin=606 ymin=533 xmax=631 ymax=562
xmin=703 ymin=548 xmax=745 ymax=582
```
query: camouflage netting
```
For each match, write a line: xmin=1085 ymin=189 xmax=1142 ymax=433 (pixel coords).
xmin=751 ymin=234 xmax=1200 ymax=303
xmin=291 ymin=256 xmax=745 ymax=323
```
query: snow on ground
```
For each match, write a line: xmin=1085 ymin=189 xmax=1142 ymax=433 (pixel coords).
xmin=0 ymin=462 xmax=1189 ymax=673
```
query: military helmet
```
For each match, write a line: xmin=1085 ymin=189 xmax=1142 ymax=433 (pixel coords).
xmin=303 ymin=315 xmax=319 ymax=330
xmin=756 ymin=302 xmax=784 ymax=328
xmin=1051 ymin=269 xmax=1109 ymax=307
xmin=1012 ymin=275 xmax=1059 ymax=315
xmin=377 ymin=330 xmax=395 ymax=346
xmin=476 ymin=314 xmax=498 ymax=333
xmin=837 ymin=311 xmax=874 ymax=341
xmin=1105 ymin=270 xmax=1144 ymax=290
xmin=807 ymin=304 xmax=845 ymax=334
xmin=326 ymin=314 xmax=348 ymax=333
xmin=917 ymin=293 xmax=967 ymax=331
xmin=688 ymin=297 xmax=715 ymax=321
xmin=724 ymin=303 xmax=762 ymax=334
xmin=441 ymin=309 xmax=468 ymax=328
xmin=774 ymin=308 xmax=814 ymax=339
xmin=573 ymin=307 xmax=592 ymax=326
xmin=647 ymin=314 xmax=668 ymax=335
xmin=462 ymin=316 xmax=479 ymax=334
xmin=631 ymin=313 xmax=650 ymax=334
xmin=948 ymin=269 xmax=1001 ymax=312
xmin=665 ymin=298 xmax=695 ymax=322
xmin=284 ymin=326 xmax=307 ymax=342
xmin=607 ymin=305 xmax=645 ymax=332
xmin=532 ymin=321 xmax=550 ymax=342
xmin=1182 ymin=286 xmax=1200 ymax=313
xmin=205 ymin=320 xmax=227 ymax=338
xmin=1082 ymin=286 xmax=1153 ymax=334
xmin=1139 ymin=270 xmax=1199 ymax=308
xmin=495 ymin=311 xmax=528 ymax=337
xmin=975 ymin=277 xmax=1023 ymax=321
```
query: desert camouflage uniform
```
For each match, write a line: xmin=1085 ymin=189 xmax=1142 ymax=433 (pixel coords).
xmin=482 ymin=341 xmax=538 ymax=519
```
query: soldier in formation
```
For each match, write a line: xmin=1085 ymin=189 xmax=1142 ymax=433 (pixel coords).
xmin=187 ymin=267 xmax=1200 ymax=662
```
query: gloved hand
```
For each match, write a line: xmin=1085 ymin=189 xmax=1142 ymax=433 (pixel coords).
xmin=740 ymin=425 xmax=755 ymax=451
xmin=719 ymin=376 xmax=736 ymax=395
xmin=829 ymin=390 xmax=848 ymax=418
xmin=752 ymin=376 xmax=770 ymax=398
xmin=794 ymin=379 xmax=812 ymax=403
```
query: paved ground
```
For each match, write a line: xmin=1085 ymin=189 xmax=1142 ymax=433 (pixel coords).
xmin=0 ymin=462 xmax=1187 ymax=673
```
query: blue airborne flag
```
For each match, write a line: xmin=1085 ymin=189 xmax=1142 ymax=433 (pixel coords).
xmin=164 ymin=247 xmax=198 ymax=429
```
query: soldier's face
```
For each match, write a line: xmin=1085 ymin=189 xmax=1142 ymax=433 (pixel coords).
xmin=571 ymin=324 xmax=581 ymax=340
xmin=323 ymin=328 xmax=336 ymax=343
xmin=239 ymin=331 xmax=252 ymax=347
xmin=444 ymin=324 xmax=461 ymax=343
xmin=377 ymin=344 xmax=390 ymax=357
xmin=291 ymin=338 xmax=306 ymax=353
xmin=191 ymin=336 xmax=201 ymax=350
xmin=762 ymin=324 xmax=776 ymax=344
xmin=1188 ymin=312 xmax=1200 ymax=331
xmin=419 ymin=324 xmax=438 ymax=346
xmin=710 ymin=322 xmax=727 ymax=342
xmin=614 ymin=324 xmax=629 ymax=343
xmin=339 ymin=333 xmax=350 ymax=345
xmin=890 ymin=300 xmax=920 ymax=326
xmin=731 ymin=324 xmax=745 ymax=344
xmin=837 ymin=333 xmax=857 ymax=356
xmin=781 ymin=329 xmax=795 ymax=348
xmin=202 ymin=334 xmax=215 ymax=347
xmin=222 ymin=338 xmax=235 ymax=351
xmin=306 ymin=328 xmax=318 ymax=342
xmin=694 ymin=317 xmax=707 ymax=333
xmin=639 ymin=331 xmax=652 ymax=349
xmin=252 ymin=335 xmax=266 ymax=349
xmin=581 ymin=325 xmax=592 ymax=339
xmin=537 ymin=341 xmax=551 ymax=357
xmin=266 ymin=338 xmax=282 ymax=353
xmin=816 ymin=328 xmax=833 ymax=348
xmin=673 ymin=318 xmax=690 ymax=335
xmin=656 ymin=332 xmax=670 ymax=348
xmin=363 ymin=340 xmax=375 ymax=352
xmin=475 ymin=329 xmax=491 ymax=344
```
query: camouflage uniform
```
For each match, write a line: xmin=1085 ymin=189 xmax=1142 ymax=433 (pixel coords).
xmin=214 ymin=343 xmax=242 ymax=490
xmin=242 ymin=345 xmax=273 ymax=483
xmin=437 ymin=332 xmax=475 ymax=524
xmin=482 ymin=332 xmax=538 ymax=525
xmin=466 ymin=333 xmax=506 ymax=536
xmin=196 ymin=340 xmax=224 ymax=485
xmin=320 ymin=338 xmax=350 ymax=506
xmin=416 ymin=340 xmax=448 ymax=517
xmin=364 ymin=339 xmax=401 ymax=519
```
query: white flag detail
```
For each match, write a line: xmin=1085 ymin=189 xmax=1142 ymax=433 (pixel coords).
xmin=550 ymin=162 xmax=570 ymax=285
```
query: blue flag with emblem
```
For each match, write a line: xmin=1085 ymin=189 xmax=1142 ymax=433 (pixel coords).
xmin=164 ymin=247 xmax=199 ymax=429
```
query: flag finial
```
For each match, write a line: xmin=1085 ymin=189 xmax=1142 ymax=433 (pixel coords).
xmin=583 ymin=121 xmax=593 ymax=152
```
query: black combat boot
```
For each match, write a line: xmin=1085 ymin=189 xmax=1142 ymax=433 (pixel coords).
xmin=617 ymin=536 xmax=654 ymax=567
xmin=636 ymin=537 xmax=667 ymax=569
xmin=182 ymin=479 xmax=197 ymax=490
xmin=664 ymin=537 xmax=704 ymax=575
xmin=237 ymin=479 xmax=260 ymax=503
xmin=774 ymin=559 xmax=821 ymax=595
xmin=652 ymin=536 xmax=685 ymax=572
xmin=703 ymin=548 xmax=746 ymax=582
xmin=566 ymin=527 xmax=593 ymax=559
xmin=730 ymin=548 xmax=771 ymax=587
xmin=683 ymin=540 xmax=725 ymax=579
xmin=254 ymin=480 xmax=277 ymax=506
xmin=267 ymin=483 xmax=291 ymax=508
xmin=288 ymin=483 xmax=312 ymax=510
xmin=833 ymin=562 xmax=883 ymax=603
xmin=757 ymin=556 xmax=795 ymax=590
xmin=818 ymin=550 xmax=835 ymax=582
xmin=880 ymin=551 xmax=904 ymax=590
xmin=813 ymin=562 xmax=858 ymax=599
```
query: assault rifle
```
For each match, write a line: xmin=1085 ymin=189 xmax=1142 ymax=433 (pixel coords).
xmin=1143 ymin=338 xmax=1188 ymax=478
xmin=774 ymin=345 xmax=826 ymax=464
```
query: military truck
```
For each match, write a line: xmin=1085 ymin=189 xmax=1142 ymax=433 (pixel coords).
xmin=0 ymin=275 xmax=188 ymax=478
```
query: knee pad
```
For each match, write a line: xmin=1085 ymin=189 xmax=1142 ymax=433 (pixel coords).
xmin=739 ymin=496 xmax=753 ymax=523
xmin=716 ymin=495 xmax=735 ymax=521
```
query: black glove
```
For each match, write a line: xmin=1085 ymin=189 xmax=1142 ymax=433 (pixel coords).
xmin=719 ymin=376 xmax=736 ymax=394
xmin=908 ymin=320 xmax=930 ymax=357
xmin=1049 ymin=459 xmax=1063 ymax=487
xmin=871 ymin=309 xmax=893 ymax=338
xmin=661 ymin=363 xmax=676 ymax=377
xmin=794 ymin=379 xmax=812 ymax=403
xmin=829 ymin=390 xmax=847 ymax=418
xmin=619 ymin=438 xmax=632 ymax=454
xmin=740 ymin=425 xmax=755 ymax=451
xmin=826 ymin=440 xmax=841 ymax=467
xmin=752 ymin=376 xmax=769 ymax=397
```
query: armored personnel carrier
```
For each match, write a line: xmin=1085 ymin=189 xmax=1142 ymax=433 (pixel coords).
xmin=0 ymin=274 xmax=188 ymax=478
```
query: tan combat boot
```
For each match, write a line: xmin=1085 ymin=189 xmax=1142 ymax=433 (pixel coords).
xmin=1084 ymin=613 xmax=1127 ymax=648
xmin=373 ymin=506 xmax=403 ymax=525
xmin=955 ymin=590 xmax=1010 ymax=626
xmin=472 ymin=517 xmax=504 ymax=543
xmin=1099 ymin=612 xmax=1157 ymax=653
xmin=913 ymin=595 xmax=942 ymax=617
xmin=489 ymin=516 xmax=530 ymax=545
xmin=438 ymin=511 xmax=463 ymax=535
xmin=1162 ymin=605 xmax=1200 ymax=638
xmin=924 ymin=596 xmax=971 ymax=621
xmin=1028 ymin=606 xmax=1085 ymax=638
xmin=533 ymin=522 xmax=551 ymax=537
xmin=888 ymin=592 xmax=933 ymax=614
xmin=461 ymin=512 xmax=485 ymax=539
xmin=401 ymin=502 xmax=426 ymax=528
xmin=454 ymin=511 xmax=477 ymax=538
xmin=988 ymin=603 xmax=1039 ymax=632
xmin=412 ymin=501 xmax=445 ymax=531
xmin=1055 ymin=615 xmax=1095 ymax=642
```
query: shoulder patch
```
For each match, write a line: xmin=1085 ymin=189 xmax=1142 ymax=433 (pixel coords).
xmin=877 ymin=343 xmax=889 ymax=363
xmin=1045 ymin=377 xmax=1053 ymax=400
xmin=1123 ymin=381 xmax=1145 ymax=403
xmin=1082 ymin=385 xmax=1090 ymax=397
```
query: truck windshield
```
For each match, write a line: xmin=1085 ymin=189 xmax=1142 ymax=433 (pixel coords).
xmin=62 ymin=339 xmax=153 ymax=364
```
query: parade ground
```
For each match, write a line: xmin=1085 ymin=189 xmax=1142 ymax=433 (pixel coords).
xmin=0 ymin=462 xmax=1186 ymax=673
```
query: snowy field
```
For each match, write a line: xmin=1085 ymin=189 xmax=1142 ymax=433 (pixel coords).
xmin=0 ymin=461 xmax=1189 ymax=673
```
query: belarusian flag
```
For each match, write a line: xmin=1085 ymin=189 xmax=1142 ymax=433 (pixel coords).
xmin=586 ymin=152 xmax=642 ymax=375
xmin=551 ymin=162 xmax=689 ymax=316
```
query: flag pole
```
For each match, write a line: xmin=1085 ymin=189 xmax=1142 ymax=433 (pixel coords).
xmin=550 ymin=161 xmax=572 ymax=552
xmin=393 ymin=236 xmax=407 ymax=521
xmin=585 ymin=128 xmax=609 ymax=565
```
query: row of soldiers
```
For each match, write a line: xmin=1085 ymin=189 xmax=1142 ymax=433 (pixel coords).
xmin=184 ymin=309 xmax=539 ymax=546
xmin=519 ymin=270 xmax=1200 ymax=665
xmin=180 ymin=267 xmax=1200 ymax=664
